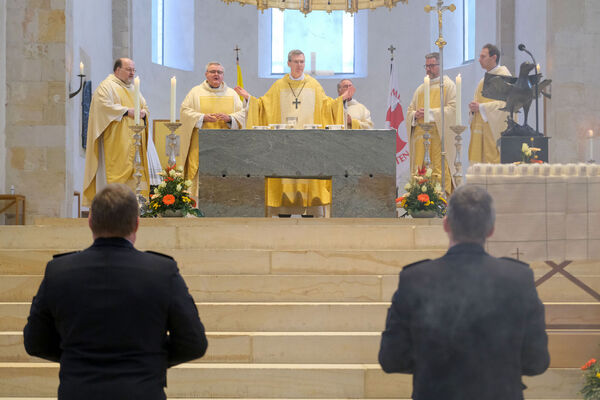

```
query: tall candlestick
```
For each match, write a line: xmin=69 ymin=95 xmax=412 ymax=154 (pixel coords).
xmin=79 ymin=62 xmax=84 ymax=75
xmin=170 ymin=76 xmax=176 ymax=123
xmin=134 ymin=76 xmax=140 ymax=125
xmin=455 ymin=74 xmax=462 ymax=125
xmin=588 ymin=129 xmax=594 ymax=162
xmin=424 ymin=76 xmax=430 ymax=123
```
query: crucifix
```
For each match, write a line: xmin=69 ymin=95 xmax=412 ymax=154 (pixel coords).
xmin=234 ymin=45 xmax=241 ymax=62
xmin=292 ymin=98 xmax=301 ymax=109
xmin=387 ymin=44 xmax=396 ymax=62
xmin=424 ymin=1 xmax=455 ymax=196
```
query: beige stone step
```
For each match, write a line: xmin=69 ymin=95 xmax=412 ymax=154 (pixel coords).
xmin=1 ymin=330 xmax=596 ymax=368
xmin=2 ymin=302 xmax=599 ymax=331
xmin=0 ymin=362 xmax=583 ymax=398
xmin=2 ymin=273 xmax=599 ymax=303
xmin=0 ymin=220 xmax=448 ymax=251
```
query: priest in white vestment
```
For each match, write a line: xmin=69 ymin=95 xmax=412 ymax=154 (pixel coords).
xmin=179 ymin=62 xmax=245 ymax=196
xmin=468 ymin=44 xmax=512 ymax=164
xmin=234 ymin=50 xmax=354 ymax=217
xmin=337 ymin=79 xmax=374 ymax=129
xmin=406 ymin=52 xmax=456 ymax=195
xmin=83 ymin=58 xmax=160 ymax=206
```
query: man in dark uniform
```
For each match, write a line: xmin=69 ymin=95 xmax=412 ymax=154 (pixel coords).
xmin=23 ymin=183 xmax=207 ymax=400
xmin=379 ymin=185 xmax=549 ymax=400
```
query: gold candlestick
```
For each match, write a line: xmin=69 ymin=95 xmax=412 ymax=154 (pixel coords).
xmin=128 ymin=124 xmax=147 ymax=212
xmin=164 ymin=122 xmax=182 ymax=168
xmin=419 ymin=122 xmax=435 ymax=169
xmin=450 ymin=125 xmax=466 ymax=187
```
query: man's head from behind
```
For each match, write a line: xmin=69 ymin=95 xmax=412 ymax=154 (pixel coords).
xmin=443 ymin=185 xmax=495 ymax=246
xmin=89 ymin=184 xmax=139 ymax=242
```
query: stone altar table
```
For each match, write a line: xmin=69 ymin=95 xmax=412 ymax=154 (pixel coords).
xmin=196 ymin=129 xmax=396 ymax=217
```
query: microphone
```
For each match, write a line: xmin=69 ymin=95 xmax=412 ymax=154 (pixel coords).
xmin=518 ymin=43 xmax=526 ymax=51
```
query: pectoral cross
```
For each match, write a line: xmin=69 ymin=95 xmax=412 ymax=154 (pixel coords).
xmin=292 ymin=98 xmax=301 ymax=109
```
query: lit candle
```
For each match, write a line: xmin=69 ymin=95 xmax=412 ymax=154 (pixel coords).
xmin=588 ymin=129 xmax=594 ymax=161
xmin=79 ymin=62 xmax=84 ymax=75
xmin=456 ymin=74 xmax=462 ymax=126
xmin=536 ymin=64 xmax=541 ymax=74
xmin=424 ymin=76 xmax=430 ymax=123
xmin=170 ymin=76 xmax=176 ymax=123
xmin=134 ymin=76 xmax=140 ymax=125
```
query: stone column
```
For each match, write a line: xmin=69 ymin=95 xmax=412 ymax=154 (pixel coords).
xmin=496 ymin=0 xmax=515 ymax=74
xmin=546 ymin=0 xmax=600 ymax=163
xmin=112 ymin=0 xmax=131 ymax=60
xmin=5 ymin=0 xmax=68 ymax=222
xmin=0 ymin=1 xmax=6 ymax=199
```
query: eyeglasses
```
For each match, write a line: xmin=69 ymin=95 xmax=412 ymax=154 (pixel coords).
xmin=424 ymin=64 xmax=439 ymax=69
xmin=207 ymin=70 xmax=224 ymax=75
xmin=121 ymin=67 xmax=136 ymax=73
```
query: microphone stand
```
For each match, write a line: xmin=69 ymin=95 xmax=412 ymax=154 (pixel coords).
xmin=518 ymin=43 xmax=539 ymax=135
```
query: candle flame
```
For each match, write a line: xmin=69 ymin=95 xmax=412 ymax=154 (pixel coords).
xmin=589 ymin=129 xmax=594 ymax=137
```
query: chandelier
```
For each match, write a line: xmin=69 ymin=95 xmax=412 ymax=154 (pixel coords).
xmin=220 ymin=0 xmax=409 ymax=15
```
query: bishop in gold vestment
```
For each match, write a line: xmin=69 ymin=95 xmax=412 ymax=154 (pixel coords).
xmin=83 ymin=58 xmax=150 ymax=206
xmin=469 ymin=44 xmax=511 ymax=164
xmin=235 ymin=50 xmax=354 ymax=215
xmin=179 ymin=62 xmax=246 ymax=196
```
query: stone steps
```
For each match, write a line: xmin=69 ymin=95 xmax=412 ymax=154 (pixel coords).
xmin=1 ymin=273 xmax=599 ymax=303
xmin=0 ymin=363 xmax=583 ymax=399
xmin=0 ymin=330 xmax=596 ymax=368
xmin=2 ymin=302 xmax=599 ymax=332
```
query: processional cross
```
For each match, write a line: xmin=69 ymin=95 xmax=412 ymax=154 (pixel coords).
xmin=424 ymin=1 xmax=455 ymax=195
xmin=234 ymin=45 xmax=241 ymax=62
xmin=387 ymin=45 xmax=396 ymax=62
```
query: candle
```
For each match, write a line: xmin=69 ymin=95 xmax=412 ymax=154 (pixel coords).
xmin=170 ymin=76 xmax=176 ymax=123
xmin=424 ymin=76 xmax=430 ymax=123
xmin=79 ymin=62 xmax=84 ymax=75
xmin=589 ymin=129 xmax=594 ymax=161
xmin=456 ymin=74 xmax=462 ymax=126
xmin=134 ymin=76 xmax=140 ymax=125
xmin=536 ymin=64 xmax=541 ymax=74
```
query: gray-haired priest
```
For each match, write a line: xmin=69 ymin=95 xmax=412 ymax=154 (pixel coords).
xmin=337 ymin=79 xmax=374 ymax=129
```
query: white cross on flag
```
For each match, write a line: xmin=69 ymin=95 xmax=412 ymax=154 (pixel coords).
xmin=385 ymin=58 xmax=409 ymax=191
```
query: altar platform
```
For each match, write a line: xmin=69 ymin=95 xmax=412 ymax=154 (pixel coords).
xmin=0 ymin=217 xmax=596 ymax=399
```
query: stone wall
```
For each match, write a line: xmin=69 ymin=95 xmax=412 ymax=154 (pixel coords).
xmin=546 ymin=0 xmax=600 ymax=163
xmin=5 ymin=0 xmax=68 ymax=222
xmin=0 ymin=1 xmax=6 ymax=198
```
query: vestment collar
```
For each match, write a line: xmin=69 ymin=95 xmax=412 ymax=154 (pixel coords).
xmin=201 ymin=80 xmax=228 ymax=93
xmin=288 ymin=73 xmax=306 ymax=81
xmin=108 ymin=73 xmax=132 ymax=89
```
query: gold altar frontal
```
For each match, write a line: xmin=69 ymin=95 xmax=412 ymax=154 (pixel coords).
xmin=265 ymin=177 xmax=332 ymax=217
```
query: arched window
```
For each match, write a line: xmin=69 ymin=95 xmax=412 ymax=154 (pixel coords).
xmin=151 ymin=0 xmax=194 ymax=71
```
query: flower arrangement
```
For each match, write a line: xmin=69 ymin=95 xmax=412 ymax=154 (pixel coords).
xmin=396 ymin=166 xmax=446 ymax=217
xmin=143 ymin=165 xmax=204 ymax=217
xmin=581 ymin=358 xmax=600 ymax=400
xmin=521 ymin=143 xmax=543 ymax=163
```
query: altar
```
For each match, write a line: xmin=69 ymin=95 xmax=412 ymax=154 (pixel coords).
xmin=195 ymin=129 xmax=396 ymax=217
xmin=466 ymin=163 xmax=600 ymax=262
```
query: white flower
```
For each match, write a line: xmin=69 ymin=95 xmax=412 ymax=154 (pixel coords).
xmin=153 ymin=187 xmax=159 ymax=194
xmin=169 ymin=169 xmax=176 ymax=177
xmin=425 ymin=168 xmax=433 ymax=178
xmin=404 ymin=183 xmax=412 ymax=190
xmin=185 ymin=180 xmax=193 ymax=188
xmin=177 ymin=166 xmax=184 ymax=172
xmin=522 ymin=143 xmax=529 ymax=152
xmin=421 ymin=185 xmax=427 ymax=192
xmin=158 ymin=171 xmax=166 ymax=177
xmin=159 ymin=182 xmax=167 ymax=189
xmin=435 ymin=183 xmax=442 ymax=192
xmin=176 ymin=184 xmax=182 ymax=191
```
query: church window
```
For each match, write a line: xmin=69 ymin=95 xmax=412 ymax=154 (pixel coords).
xmin=463 ymin=0 xmax=475 ymax=62
xmin=259 ymin=9 xmax=367 ymax=78
xmin=151 ymin=0 xmax=194 ymax=71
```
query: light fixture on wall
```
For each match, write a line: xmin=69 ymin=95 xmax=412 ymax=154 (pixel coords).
xmin=69 ymin=62 xmax=86 ymax=99
xmin=220 ymin=0 xmax=408 ymax=15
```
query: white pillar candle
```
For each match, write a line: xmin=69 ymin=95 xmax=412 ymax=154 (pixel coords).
xmin=134 ymin=76 xmax=140 ymax=125
xmin=455 ymin=74 xmax=462 ymax=125
xmin=536 ymin=64 xmax=541 ymax=74
xmin=79 ymin=62 xmax=84 ymax=75
xmin=589 ymin=130 xmax=594 ymax=161
xmin=170 ymin=76 xmax=176 ymax=123
xmin=424 ymin=76 xmax=430 ymax=123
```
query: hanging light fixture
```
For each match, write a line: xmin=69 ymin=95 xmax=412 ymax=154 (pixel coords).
xmin=220 ymin=0 xmax=408 ymax=14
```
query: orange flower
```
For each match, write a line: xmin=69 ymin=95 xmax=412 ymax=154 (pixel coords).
xmin=395 ymin=197 xmax=404 ymax=203
xmin=581 ymin=358 xmax=597 ymax=370
xmin=165 ymin=177 xmax=174 ymax=182
xmin=191 ymin=198 xmax=197 ymax=207
xmin=417 ymin=193 xmax=430 ymax=203
xmin=162 ymin=194 xmax=176 ymax=205
xmin=417 ymin=166 xmax=427 ymax=176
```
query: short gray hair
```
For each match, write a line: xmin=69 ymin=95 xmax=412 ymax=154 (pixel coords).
xmin=425 ymin=52 xmax=440 ymax=62
xmin=287 ymin=49 xmax=304 ymax=61
xmin=205 ymin=62 xmax=224 ymax=72
xmin=337 ymin=79 xmax=352 ymax=92
xmin=446 ymin=185 xmax=495 ymax=244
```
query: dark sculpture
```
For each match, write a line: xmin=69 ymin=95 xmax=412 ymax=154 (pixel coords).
xmin=482 ymin=61 xmax=551 ymax=136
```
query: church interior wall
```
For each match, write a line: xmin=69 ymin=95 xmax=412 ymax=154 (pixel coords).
xmin=65 ymin=0 xmax=113 ymax=217
xmin=0 ymin=0 xmax=7 ymax=198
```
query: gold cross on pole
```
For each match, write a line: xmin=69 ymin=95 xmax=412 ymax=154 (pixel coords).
xmin=425 ymin=1 xmax=456 ymax=49
xmin=234 ymin=45 xmax=241 ymax=62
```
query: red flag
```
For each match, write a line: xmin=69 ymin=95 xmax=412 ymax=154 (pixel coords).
xmin=385 ymin=58 xmax=409 ymax=189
